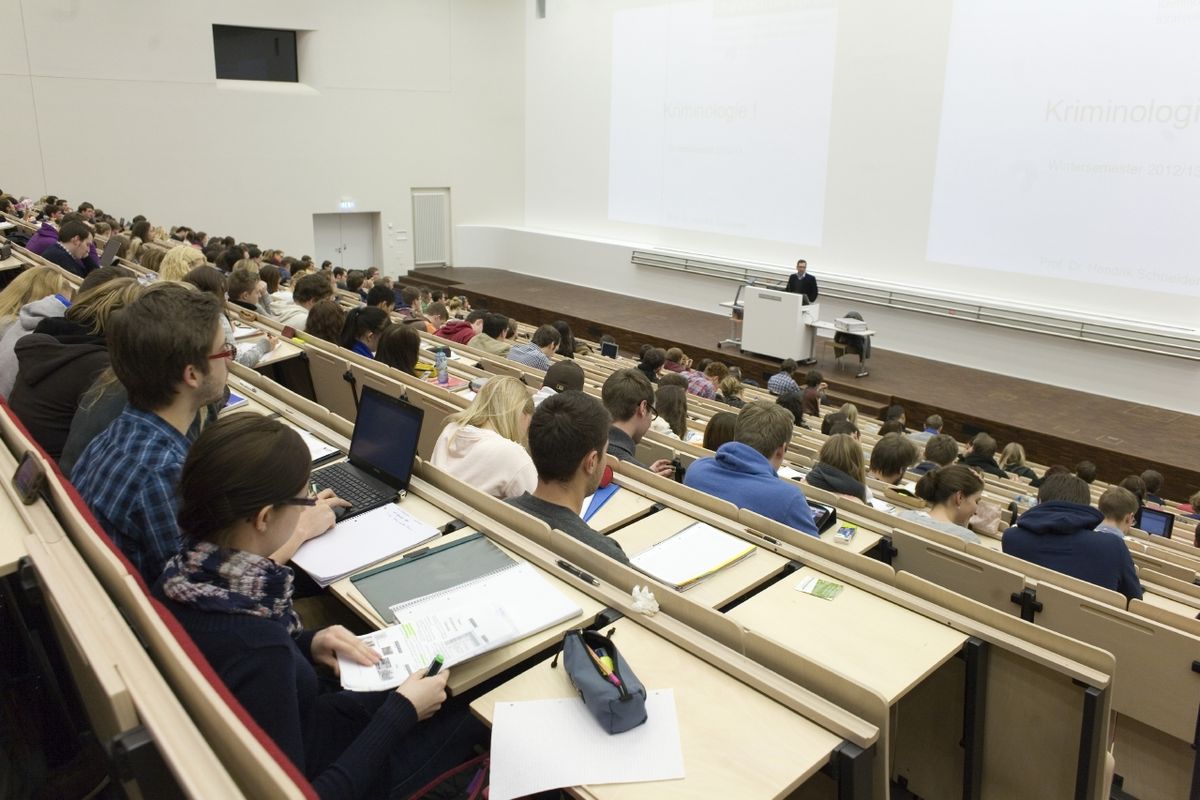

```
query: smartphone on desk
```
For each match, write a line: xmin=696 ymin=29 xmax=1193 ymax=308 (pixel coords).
xmin=12 ymin=450 xmax=47 ymax=505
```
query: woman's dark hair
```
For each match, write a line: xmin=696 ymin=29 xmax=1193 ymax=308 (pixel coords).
xmin=914 ymin=464 xmax=984 ymax=507
xmin=804 ymin=369 xmax=823 ymax=388
xmin=552 ymin=320 xmax=576 ymax=359
xmin=338 ymin=306 xmax=390 ymax=349
xmin=655 ymin=385 xmax=688 ymax=438
xmin=703 ymin=411 xmax=737 ymax=451
xmin=883 ymin=403 xmax=906 ymax=422
xmin=130 ymin=219 xmax=151 ymax=242
xmin=177 ymin=415 xmax=311 ymax=546
xmin=1118 ymin=475 xmax=1146 ymax=505
xmin=820 ymin=411 xmax=846 ymax=435
xmin=376 ymin=324 xmax=421 ymax=375
xmin=183 ymin=265 xmax=227 ymax=300
xmin=259 ymin=264 xmax=281 ymax=294
xmin=775 ymin=392 xmax=805 ymax=426
xmin=878 ymin=419 xmax=906 ymax=435
xmin=304 ymin=300 xmax=346 ymax=342
xmin=639 ymin=347 xmax=666 ymax=370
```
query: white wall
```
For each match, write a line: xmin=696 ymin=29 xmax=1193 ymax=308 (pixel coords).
xmin=0 ymin=0 xmax=525 ymax=276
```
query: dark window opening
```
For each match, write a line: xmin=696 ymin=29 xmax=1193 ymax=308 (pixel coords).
xmin=213 ymin=25 xmax=298 ymax=82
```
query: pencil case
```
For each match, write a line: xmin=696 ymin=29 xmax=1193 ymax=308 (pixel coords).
xmin=552 ymin=628 xmax=647 ymax=734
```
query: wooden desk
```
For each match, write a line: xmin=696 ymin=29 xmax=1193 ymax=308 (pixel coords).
xmin=330 ymin=524 xmax=606 ymax=694
xmin=727 ymin=566 xmax=967 ymax=704
xmin=609 ymin=508 xmax=789 ymax=609
xmin=1141 ymin=590 xmax=1200 ymax=619
xmin=253 ymin=337 xmax=303 ymax=367
xmin=587 ymin=485 xmax=657 ymax=534
xmin=818 ymin=523 xmax=884 ymax=555
xmin=0 ymin=492 xmax=27 ymax=576
xmin=471 ymin=619 xmax=842 ymax=799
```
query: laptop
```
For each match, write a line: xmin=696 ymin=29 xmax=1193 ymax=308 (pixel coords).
xmin=1137 ymin=507 xmax=1174 ymax=538
xmin=311 ymin=386 xmax=424 ymax=520
xmin=99 ymin=236 xmax=123 ymax=267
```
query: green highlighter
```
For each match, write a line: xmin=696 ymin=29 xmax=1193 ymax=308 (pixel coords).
xmin=425 ymin=654 xmax=445 ymax=677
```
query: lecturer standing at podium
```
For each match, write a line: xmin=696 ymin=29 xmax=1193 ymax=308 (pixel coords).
xmin=785 ymin=259 xmax=818 ymax=304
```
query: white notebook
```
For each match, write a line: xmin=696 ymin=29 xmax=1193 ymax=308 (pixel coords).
xmin=288 ymin=424 xmax=340 ymax=463
xmin=291 ymin=504 xmax=439 ymax=587
xmin=340 ymin=561 xmax=582 ymax=690
xmin=630 ymin=522 xmax=756 ymax=591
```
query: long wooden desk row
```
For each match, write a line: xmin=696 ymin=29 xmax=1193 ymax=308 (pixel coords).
xmin=229 ymin=363 xmax=1120 ymax=799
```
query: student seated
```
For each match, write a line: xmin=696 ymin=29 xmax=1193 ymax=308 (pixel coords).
xmin=365 ymin=284 xmax=395 ymax=313
xmin=159 ymin=245 xmax=206 ymax=282
xmin=912 ymin=433 xmax=958 ymax=476
xmin=909 ymin=414 xmax=943 ymax=445
xmin=41 ymin=219 xmax=99 ymax=278
xmin=506 ymin=391 xmax=629 ymax=563
xmin=829 ymin=419 xmax=860 ymax=439
xmin=303 ymin=299 xmax=346 ymax=343
xmin=701 ymin=411 xmax=737 ymax=451
xmin=431 ymin=377 xmax=536 ymax=499
xmin=507 ymin=324 xmax=560 ymax=371
xmin=805 ymin=434 xmax=869 ymax=504
xmin=775 ymin=392 xmax=808 ymax=430
xmin=959 ymin=433 xmax=1008 ymax=479
xmin=532 ymin=360 xmax=585 ymax=406
xmin=467 ymin=312 xmax=513 ymax=356
xmin=868 ymin=433 xmax=918 ymax=485
xmin=227 ymin=267 xmax=267 ymax=314
xmin=185 ymin=266 xmax=278 ymax=368
xmin=9 ymin=279 xmax=143 ymax=460
xmin=767 ymin=358 xmax=801 ymax=396
xmin=552 ymin=320 xmax=585 ymax=357
xmin=896 ymin=465 xmax=983 ymax=544
xmin=1095 ymin=486 xmax=1139 ymax=539
xmin=635 ymin=347 xmax=666 ymax=384
xmin=345 ymin=269 xmax=368 ymax=302
xmin=684 ymin=402 xmax=819 ymax=536
xmin=600 ymin=369 xmax=675 ymax=478
xmin=374 ymin=324 xmax=422 ymax=376
xmin=1075 ymin=460 xmax=1097 ymax=485
xmin=0 ymin=266 xmax=74 ymax=398
xmin=877 ymin=419 xmax=905 ymax=435
xmin=801 ymin=370 xmax=826 ymax=417
xmin=338 ymin=306 xmax=390 ymax=359
xmin=71 ymin=285 xmax=231 ymax=583
xmin=155 ymin=414 xmax=477 ymax=798
xmin=1140 ymin=469 xmax=1164 ymax=505
xmin=1000 ymin=442 xmax=1038 ymax=482
xmin=717 ymin=376 xmax=745 ymax=408
xmin=649 ymin=385 xmax=689 ymax=440
xmin=1001 ymin=473 xmax=1143 ymax=602
xmin=275 ymin=273 xmax=334 ymax=330
xmin=436 ymin=309 xmax=485 ymax=345
xmin=819 ymin=410 xmax=846 ymax=436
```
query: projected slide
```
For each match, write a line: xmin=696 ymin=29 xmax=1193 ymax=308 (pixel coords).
xmin=608 ymin=0 xmax=838 ymax=245
xmin=927 ymin=0 xmax=1200 ymax=297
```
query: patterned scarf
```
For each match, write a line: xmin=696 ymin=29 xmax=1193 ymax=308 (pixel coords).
xmin=160 ymin=541 xmax=301 ymax=634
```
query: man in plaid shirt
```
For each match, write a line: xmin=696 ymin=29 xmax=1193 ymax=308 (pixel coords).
xmin=72 ymin=286 xmax=230 ymax=584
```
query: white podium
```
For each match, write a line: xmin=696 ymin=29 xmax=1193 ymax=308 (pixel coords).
xmin=741 ymin=286 xmax=819 ymax=360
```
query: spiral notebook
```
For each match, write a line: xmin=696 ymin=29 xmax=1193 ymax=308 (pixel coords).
xmin=629 ymin=522 xmax=756 ymax=591
xmin=341 ymin=534 xmax=583 ymax=690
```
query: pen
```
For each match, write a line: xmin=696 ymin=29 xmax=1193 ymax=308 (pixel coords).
xmin=556 ymin=559 xmax=600 ymax=586
xmin=425 ymin=654 xmax=444 ymax=677
xmin=310 ymin=482 xmax=318 ymax=498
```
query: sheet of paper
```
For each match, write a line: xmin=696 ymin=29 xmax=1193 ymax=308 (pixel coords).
xmin=287 ymin=424 xmax=340 ymax=463
xmin=630 ymin=522 xmax=755 ymax=590
xmin=777 ymin=465 xmax=806 ymax=480
xmin=489 ymin=690 xmax=686 ymax=800
xmin=291 ymin=504 xmax=439 ymax=586
xmin=231 ymin=322 xmax=260 ymax=340
xmin=869 ymin=497 xmax=896 ymax=513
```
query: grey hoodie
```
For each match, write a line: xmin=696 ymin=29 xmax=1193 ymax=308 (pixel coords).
xmin=0 ymin=295 xmax=70 ymax=399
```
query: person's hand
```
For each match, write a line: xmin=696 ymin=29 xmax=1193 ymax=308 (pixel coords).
xmin=294 ymin=489 xmax=351 ymax=542
xmin=968 ymin=501 xmax=1002 ymax=537
xmin=311 ymin=625 xmax=379 ymax=676
xmin=818 ymin=382 xmax=829 ymax=392
xmin=256 ymin=280 xmax=268 ymax=299
xmin=265 ymin=333 xmax=279 ymax=351
xmin=396 ymin=669 xmax=450 ymax=720
xmin=650 ymin=459 xmax=675 ymax=479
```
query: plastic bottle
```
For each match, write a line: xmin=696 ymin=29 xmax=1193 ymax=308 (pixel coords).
xmin=436 ymin=351 xmax=449 ymax=385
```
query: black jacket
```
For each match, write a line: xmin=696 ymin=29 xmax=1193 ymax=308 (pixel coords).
xmin=785 ymin=272 xmax=818 ymax=303
xmin=40 ymin=241 xmax=98 ymax=278
xmin=806 ymin=461 xmax=869 ymax=503
xmin=8 ymin=318 xmax=108 ymax=459
xmin=960 ymin=452 xmax=1008 ymax=479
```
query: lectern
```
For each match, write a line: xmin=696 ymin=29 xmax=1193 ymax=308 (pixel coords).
xmin=741 ymin=286 xmax=819 ymax=360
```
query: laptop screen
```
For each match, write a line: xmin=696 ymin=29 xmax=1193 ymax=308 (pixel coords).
xmin=1138 ymin=507 xmax=1174 ymax=538
xmin=348 ymin=386 xmax=424 ymax=490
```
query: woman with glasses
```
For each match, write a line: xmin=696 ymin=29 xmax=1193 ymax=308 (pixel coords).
xmin=156 ymin=414 xmax=483 ymax=798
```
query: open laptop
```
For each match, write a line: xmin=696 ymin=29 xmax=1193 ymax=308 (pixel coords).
xmin=99 ymin=236 xmax=123 ymax=267
xmin=311 ymin=386 xmax=424 ymax=520
xmin=1137 ymin=507 xmax=1174 ymax=538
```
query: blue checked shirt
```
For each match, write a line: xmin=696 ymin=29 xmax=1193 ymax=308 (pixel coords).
xmin=507 ymin=342 xmax=552 ymax=372
xmin=767 ymin=371 xmax=801 ymax=396
xmin=71 ymin=405 xmax=190 ymax=585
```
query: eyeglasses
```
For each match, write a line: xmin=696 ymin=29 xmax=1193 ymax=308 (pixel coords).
xmin=645 ymin=401 xmax=658 ymax=420
xmin=278 ymin=497 xmax=317 ymax=508
xmin=208 ymin=343 xmax=238 ymax=361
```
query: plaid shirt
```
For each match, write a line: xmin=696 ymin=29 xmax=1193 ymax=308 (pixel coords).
xmin=684 ymin=370 xmax=716 ymax=399
xmin=71 ymin=405 xmax=190 ymax=585
xmin=767 ymin=371 xmax=801 ymax=396
xmin=507 ymin=342 xmax=552 ymax=371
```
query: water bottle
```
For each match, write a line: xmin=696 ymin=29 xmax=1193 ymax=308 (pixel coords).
xmin=436 ymin=351 xmax=449 ymax=385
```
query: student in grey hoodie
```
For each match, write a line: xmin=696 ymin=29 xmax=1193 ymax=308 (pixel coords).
xmin=0 ymin=294 xmax=70 ymax=398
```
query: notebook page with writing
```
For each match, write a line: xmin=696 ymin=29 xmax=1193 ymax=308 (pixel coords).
xmin=291 ymin=504 xmax=439 ymax=587
xmin=630 ymin=522 xmax=756 ymax=591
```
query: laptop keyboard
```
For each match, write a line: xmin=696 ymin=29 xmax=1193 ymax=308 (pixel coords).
xmin=312 ymin=463 xmax=391 ymax=508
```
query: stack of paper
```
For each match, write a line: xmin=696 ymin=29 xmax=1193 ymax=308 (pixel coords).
xmin=291 ymin=504 xmax=439 ymax=587
xmin=339 ymin=561 xmax=582 ymax=690
xmin=630 ymin=522 xmax=756 ymax=591
xmin=287 ymin=425 xmax=340 ymax=463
